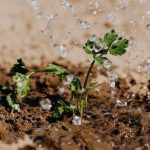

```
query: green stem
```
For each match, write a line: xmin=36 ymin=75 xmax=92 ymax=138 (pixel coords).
xmin=83 ymin=60 xmax=95 ymax=89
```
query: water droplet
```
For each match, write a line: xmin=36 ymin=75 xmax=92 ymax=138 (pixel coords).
xmin=106 ymin=11 xmax=117 ymax=22
xmin=35 ymin=12 xmax=47 ymax=19
xmin=143 ymin=57 xmax=150 ymax=73
xmin=59 ymin=0 xmax=72 ymax=11
xmin=88 ymin=1 xmax=102 ymax=15
xmin=88 ymin=35 xmax=97 ymax=42
xmin=39 ymin=98 xmax=52 ymax=111
xmin=80 ymin=21 xmax=90 ymax=30
xmin=107 ymin=71 xmax=119 ymax=81
xmin=117 ymin=0 xmax=127 ymax=10
xmin=66 ymin=74 xmax=74 ymax=83
xmin=58 ymin=87 xmax=65 ymax=95
xmin=109 ymin=81 xmax=116 ymax=89
xmin=59 ymin=45 xmax=68 ymax=58
xmin=96 ymin=66 xmax=102 ymax=71
xmin=130 ymin=18 xmax=136 ymax=27
xmin=72 ymin=115 xmax=82 ymax=125
xmin=116 ymin=99 xmax=127 ymax=108
xmin=79 ymin=88 xmax=85 ymax=94
xmin=27 ymin=0 xmax=41 ymax=10
xmin=103 ymin=59 xmax=112 ymax=70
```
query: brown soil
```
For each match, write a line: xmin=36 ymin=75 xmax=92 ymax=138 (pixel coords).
xmin=0 ymin=61 xmax=150 ymax=150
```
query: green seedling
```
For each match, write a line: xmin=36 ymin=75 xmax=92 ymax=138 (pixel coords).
xmin=70 ymin=30 xmax=128 ymax=116
xmin=0 ymin=30 xmax=128 ymax=118
xmin=0 ymin=58 xmax=69 ymax=112
xmin=11 ymin=58 xmax=69 ymax=98
xmin=0 ymin=84 xmax=20 ymax=112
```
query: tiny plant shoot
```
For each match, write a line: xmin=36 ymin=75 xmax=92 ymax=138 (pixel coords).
xmin=0 ymin=58 xmax=69 ymax=112
xmin=0 ymin=30 xmax=128 ymax=119
xmin=70 ymin=29 xmax=128 ymax=116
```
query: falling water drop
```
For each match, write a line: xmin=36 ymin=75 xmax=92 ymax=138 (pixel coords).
xmin=80 ymin=21 xmax=90 ymax=30
xmin=115 ymin=99 xmax=127 ymax=108
xmin=27 ymin=0 xmax=41 ymax=10
xmin=58 ymin=87 xmax=65 ymax=95
xmin=103 ymin=59 xmax=112 ymax=70
xmin=106 ymin=11 xmax=117 ymax=23
xmin=59 ymin=45 xmax=68 ymax=58
xmin=88 ymin=35 xmax=97 ymax=42
xmin=59 ymin=0 xmax=72 ymax=11
xmin=107 ymin=71 xmax=119 ymax=81
xmin=88 ymin=1 xmax=102 ymax=16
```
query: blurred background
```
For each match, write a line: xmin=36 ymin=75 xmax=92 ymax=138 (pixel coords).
xmin=0 ymin=0 xmax=150 ymax=71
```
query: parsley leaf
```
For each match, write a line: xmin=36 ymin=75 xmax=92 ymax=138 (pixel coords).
xmin=13 ymin=73 xmax=30 ymax=97
xmin=103 ymin=30 xmax=128 ymax=56
xmin=103 ymin=29 xmax=117 ymax=47
xmin=6 ymin=93 xmax=20 ymax=112
xmin=35 ymin=64 xmax=69 ymax=77
xmin=109 ymin=38 xmax=128 ymax=56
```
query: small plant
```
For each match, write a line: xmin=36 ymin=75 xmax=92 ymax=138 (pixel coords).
xmin=0 ymin=58 xmax=69 ymax=112
xmin=0 ymin=84 xmax=20 ymax=112
xmin=70 ymin=29 xmax=128 ymax=116
xmin=0 ymin=30 xmax=128 ymax=119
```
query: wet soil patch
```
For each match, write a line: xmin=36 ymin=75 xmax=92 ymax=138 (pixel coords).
xmin=0 ymin=63 xmax=149 ymax=150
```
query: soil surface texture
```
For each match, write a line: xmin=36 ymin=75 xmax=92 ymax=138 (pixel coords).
xmin=0 ymin=61 xmax=149 ymax=150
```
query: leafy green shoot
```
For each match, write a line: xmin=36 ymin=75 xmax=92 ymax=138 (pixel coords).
xmin=0 ymin=85 xmax=20 ymax=112
xmin=6 ymin=93 xmax=20 ymax=112
xmin=12 ymin=59 xmax=69 ymax=98
xmin=52 ymin=99 xmax=74 ymax=120
xmin=13 ymin=73 xmax=31 ymax=97
xmin=34 ymin=64 xmax=69 ymax=77
xmin=77 ymin=29 xmax=129 ymax=116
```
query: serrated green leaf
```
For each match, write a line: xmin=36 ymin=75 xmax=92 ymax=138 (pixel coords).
xmin=13 ymin=73 xmax=30 ymax=97
xmin=104 ymin=30 xmax=117 ymax=47
xmin=35 ymin=64 xmax=69 ymax=77
xmin=103 ymin=30 xmax=128 ymax=56
xmin=94 ymin=56 xmax=106 ymax=64
xmin=6 ymin=93 xmax=20 ymax=112
xmin=109 ymin=38 xmax=128 ymax=56
xmin=11 ymin=58 xmax=29 ymax=75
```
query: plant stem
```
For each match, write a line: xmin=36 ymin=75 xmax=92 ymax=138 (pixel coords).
xmin=83 ymin=60 xmax=95 ymax=89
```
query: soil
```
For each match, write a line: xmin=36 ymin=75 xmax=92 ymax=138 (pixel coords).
xmin=0 ymin=61 xmax=150 ymax=150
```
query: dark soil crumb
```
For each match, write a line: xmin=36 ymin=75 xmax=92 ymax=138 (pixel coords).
xmin=0 ymin=62 xmax=149 ymax=150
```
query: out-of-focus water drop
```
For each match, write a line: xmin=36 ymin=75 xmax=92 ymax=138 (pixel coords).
xmin=107 ymin=71 xmax=119 ymax=81
xmin=59 ymin=45 xmax=68 ymax=58
xmin=39 ymin=98 xmax=52 ymax=111
xmin=27 ymin=0 xmax=41 ymax=10
xmin=72 ymin=115 xmax=82 ymax=125
xmin=103 ymin=59 xmax=112 ymax=70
